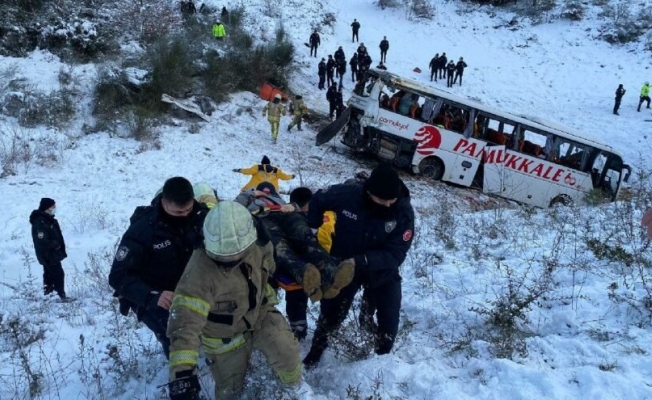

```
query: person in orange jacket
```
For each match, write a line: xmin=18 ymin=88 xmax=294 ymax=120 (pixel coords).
xmin=233 ymin=155 xmax=295 ymax=192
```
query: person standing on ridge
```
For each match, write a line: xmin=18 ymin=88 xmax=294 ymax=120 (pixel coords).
xmin=453 ymin=57 xmax=468 ymax=86
xmin=309 ymin=29 xmax=320 ymax=57
xmin=429 ymin=53 xmax=439 ymax=82
xmin=351 ymin=19 xmax=361 ymax=42
xmin=613 ymin=84 xmax=626 ymax=115
xmin=212 ymin=20 xmax=226 ymax=40
xmin=318 ymin=58 xmax=326 ymax=90
xmin=379 ymin=36 xmax=389 ymax=64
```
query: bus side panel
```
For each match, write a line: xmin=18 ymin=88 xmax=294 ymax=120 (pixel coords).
xmin=482 ymin=145 xmax=506 ymax=195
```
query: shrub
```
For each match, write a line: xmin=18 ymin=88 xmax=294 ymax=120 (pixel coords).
xmin=560 ymin=0 xmax=585 ymax=21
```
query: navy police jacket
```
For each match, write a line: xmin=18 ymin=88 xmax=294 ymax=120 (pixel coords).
xmin=307 ymin=181 xmax=414 ymax=287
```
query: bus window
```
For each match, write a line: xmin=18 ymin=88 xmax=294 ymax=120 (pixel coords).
xmin=379 ymin=92 xmax=391 ymax=109
xmin=520 ymin=127 xmax=547 ymax=158
xmin=480 ymin=114 xmax=513 ymax=145
xmin=420 ymin=97 xmax=438 ymax=122
xmin=553 ymin=138 xmax=590 ymax=171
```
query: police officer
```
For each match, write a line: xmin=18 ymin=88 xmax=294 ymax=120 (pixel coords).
xmin=167 ymin=202 xmax=311 ymax=400
xmin=326 ymin=83 xmax=338 ymax=119
xmin=351 ymin=19 xmax=361 ymax=42
xmin=30 ymin=197 xmax=71 ymax=301
xmin=379 ymin=36 xmax=389 ymax=63
xmin=109 ymin=177 xmax=208 ymax=358
xmin=349 ymin=53 xmax=358 ymax=82
xmin=613 ymin=84 xmax=626 ymax=115
xmin=309 ymin=29 xmax=320 ymax=57
xmin=302 ymin=163 xmax=415 ymax=369
xmin=453 ymin=57 xmax=468 ymax=86
xmin=326 ymin=55 xmax=336 ymax=87
xmin=317 ymin=58 xmax=326 ymax=90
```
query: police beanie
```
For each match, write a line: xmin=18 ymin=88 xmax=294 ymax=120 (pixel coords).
xmin=39 ymin=197 xmax=55 ymax=211
xmin=365 ymin=164 xmax=400 ymax=200
xmin=204 ymin=201 xmax=257 ymax=260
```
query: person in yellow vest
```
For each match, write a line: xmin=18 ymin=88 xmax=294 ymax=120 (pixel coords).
xmin=287 ymin=94 xmax=308 ymax=132
xmin=262 ymin=93 xmax=286 ymax=143
xmin=192 ymin=182 xmax=218 ymax=209
xmin=638 ymin=81 xmax=651 ymax=112
xmin=233 ymin=155 xmax=295 ymax=192
xmin=212 ymin=20 xmax=226 ymax=40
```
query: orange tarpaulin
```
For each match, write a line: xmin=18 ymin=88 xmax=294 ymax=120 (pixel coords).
xmin=259 ymin=83 xmax=288 ymax=102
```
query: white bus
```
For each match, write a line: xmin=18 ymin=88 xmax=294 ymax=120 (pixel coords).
xmin=324 ymin=69 xmax=631 ymax=208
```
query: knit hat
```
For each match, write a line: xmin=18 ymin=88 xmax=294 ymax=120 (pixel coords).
xmin=256 ymin=181 xmax=277 ymax=196
xmin=261 ymin=155 xmax=271 ymax=165
xmin=203 ymin=202 xmax=257 ymax=261
xmin=365 ymin=164 xmax=400 ymax=200
xmin=38 ymin=197 xmax=55 ymax=212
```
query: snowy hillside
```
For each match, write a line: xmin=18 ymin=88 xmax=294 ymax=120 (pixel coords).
xmin=1 ymin=0 xmax=652 ymax=399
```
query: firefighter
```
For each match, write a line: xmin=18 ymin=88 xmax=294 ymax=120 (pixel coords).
xmin=193 ymin=182 xmax=218 ymax=209
xmin=233 ymin=155 xmax=294 ymax=192
xmin=262 ymin=93 xmax=286 ymax=143
xmin=288 ymin=94 xmax=308 ymax=132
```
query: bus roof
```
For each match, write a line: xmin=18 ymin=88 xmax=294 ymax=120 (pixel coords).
xmin=368 ymin=69 xmax=623 ymax=157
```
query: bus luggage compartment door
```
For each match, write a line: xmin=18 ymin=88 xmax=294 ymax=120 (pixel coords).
xmin=482 ymin=145 xmax=505 ymax=195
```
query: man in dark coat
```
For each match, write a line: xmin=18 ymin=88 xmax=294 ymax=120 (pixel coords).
xmin=337 ymin=59 xmax=347 ymax=87
xmin=326 ymin=55 xmax=336 ymax=87
xmin=349 ymin=53 xmax=358 ymax=82
xmin=613 ymin=84 xmax=626 ymax=115
xmin=109 ymin=177 xmax=209 ymax=358
xmin=309 ymin=30 xmax=321 ymax=57
xmin=446 ymin=60 xmax=456 ymax=88
xmin=453 ymin=57 xmax=468 ymax=86
xmin=334 ymin=46 xmax=346 ymax=65
xmin=326 ymin=83 xmax=338 ymax=119
xmin=379 ymin=36 xmax=389 ymax=63
xmin=351 ymin=19 xmax=361 ymax=42
xmin=439 ymin=52 xmax=447 ymax=79
xmin=318 ymin=58 xmax=326 ymax=90
xmin=30 ymin=198 xmax=70 ymax=301
xmin=429 ymin=53 xmax=439 ymax=82
xmin=334 ymin=86 xmax=345 ymax=117
xmin=302 ymin=163 xmax=415 ymax=369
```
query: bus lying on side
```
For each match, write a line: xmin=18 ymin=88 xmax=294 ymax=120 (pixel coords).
xmin=325 ymin=69 xmax=631 ymax=208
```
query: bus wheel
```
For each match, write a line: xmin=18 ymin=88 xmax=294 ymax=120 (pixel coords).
xmin=419 ymin=157 xmax=444 ymax=181
xmin=549 ymin=195 xmax=573 ymax=208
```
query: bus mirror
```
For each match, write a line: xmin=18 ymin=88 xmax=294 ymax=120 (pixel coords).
xmin=623 ymin=168 xmax=631 ymax=183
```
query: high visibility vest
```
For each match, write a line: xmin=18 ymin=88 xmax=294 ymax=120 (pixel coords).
xmin=212 ymin=24 xmax=226 ymax=38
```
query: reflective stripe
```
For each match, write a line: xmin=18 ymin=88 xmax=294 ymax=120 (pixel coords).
xmin=265 ymin=284 xmax=279 ymax=306
xmin=169 ymin=350 xmax=199 ymax=368
xmin=172 ymin=295 xmax=211 ymax=317
xmin=202 ymin=334 xmax=246 ymax=355
xmin=277 ymin=362 xmax=302 ymax=385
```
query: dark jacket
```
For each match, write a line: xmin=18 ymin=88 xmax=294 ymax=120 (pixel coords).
xmin=455 ymin=60 xmax=468 ymax=73
xmin=615 ymin=86 xmax=626 ymax=101
xmin=109 ymin=199 xmax=208 ymax=314
xmin=306 ymin=182 xmax=414 ymax=288
xmin=337 ymin=59 xmax=347 ymax=74
xmin=334 ymin=91 xmax=344 ymax=106
xmin=380 ymin=39 xmax=389 ymax=51
xmin=318 ymin=61 xmax=326 ymax=77
xmin=446 ymin=61 xmax=456 ymax=73
xmin=439 ymin=55 xmax=447 ymax=68
xmin=334 ymin=48 xmax=345 ymax=63
xmin=326 ymin=85 xmax=338 ymax=103
xmin=350 ymin=55 xmax=358 ymax=70
xmin=351 ymin=21 xmax=360 ymax=32
xmin=361 ymin=53 xmax=372 ymax=68
xmin=326 ymin=58 xmax=336 ymax=75
xmin=30 ymin=210 xmax=67 ymax=266
xmin=309 ymin=32 xmax=321 ymax=46
xmin=429 ymin=55 xmax=439 ymax=71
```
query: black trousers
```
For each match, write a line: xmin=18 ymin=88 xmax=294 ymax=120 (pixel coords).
xmin=447 ymin=72 xmax=454 ymax=87
xmin=327 ymin=73 xmax=334 ymax=87
xmin=638 ymin=96 xmax=651 ymax=111
xmin=352 ymin=31 xmax=359 ymax=42
xmin=42 ymin=261 xmax=65 ymax=298
xmin=380 ymin=50 xmax=387 ymax=63
xmin=307 ymin=275 xmax=402 ymax=360
xmin=351 ymin=67 xmax=357 ymax=82
xmin=613 ymin=98 xmax=622 ymax=114
xmin=318 ymin=75 xmax=325 ymax=89
xmin=453 ymin=71 xmax=463 ymax=86
xmin=439 ymin=67 xmax=445 ymax=79
xmin=430 ymin=68 xmax=437 ymax=81
xmin=139 ymin=306 xmax=170 ymax=359
xmin=310 ymin=45 xmax=318 ymax=57
xmin=286 ymin=289 xmax=309 ymax=340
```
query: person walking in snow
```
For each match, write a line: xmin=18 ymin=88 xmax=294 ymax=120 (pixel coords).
xmin=288 ymin=94 xmax=308 ymax=132
xmin=446 ymin=60 xmax=456 ymax=88
xmin=30 ymin=198 xmax=72 ymax=302
xmin=326 ymin=55 xmax=336 ymax=87
xmin=233 ymin=155 xmax=295 ymax=193
xmin=613 ymin=84 xmax=626 ymax=115
xmin=326 ymin=83 xmax=338 ymax=119
xmin=638 ymin=82 xmax=650 ymax=112
xmin=351 ymin=19 xmax=361 ymax=42
xmin=439 ymin=52 xmax=447 ymax=79
xmin=379 ymin=36 xmax=389 ymax=64
xmin=349 ymin=53 xmax=358 ymax=82
xmin=429 ymin=53 xmax=439 ymax=82
xmin=262 ymin=93 xmax=286 ymax=144
xmin=453 ymin=57 xmax=468 ymax=86
xmin=309 ymin=30 xmax=320 ymax=57
xmin=317 ymin=58 xmax=326 ymax=90
xmin=212 ymin=20 xmax=226 ymax=40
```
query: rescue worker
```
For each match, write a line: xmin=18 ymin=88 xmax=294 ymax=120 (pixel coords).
xmin=439 ymin=52 xmax=447 ymax=79
xmin=288 ymin=94 xmax=308 ymax=132
xmin=193 ymin=181 xmax=218 ymax=209
xmin=262 ymin=93 xmax=286 ymax=143
xmin=337 ymin=58 xmax=347 ymax=87
xmin=30 ymin=197 xmax=71 ymax=301
xmin=379 ymin=36 xmax=389 ymax=64
xmin=453 ymin=57 xmax=468 ymax=86
xmin=326 ymin=83 xmax=338 ymax=119
xmin=302 ymin=163 xmax=415 ymax=369
xmin=638 ymin=82 xmax=651 ymax=112
xmin=429 ymin=53 xmax=439 ymax=82
xmin=233 ymin=155 xmax=295 ymax=193
xmin=109 ymin=177 xmax=209 ymax=358
xmin=212 ymin=20 xmax=226 ymax=40
xmin=350 ymin=53 xmax=358 ymax=82
xmin=318 ymin=58 xmax=326 ymax=90
xmin=351 ymin=19 xmax=361 ymax=42
xmin=614 ymin=84 xmax=626 ymax=115
xmin=166 ymin=201 xmax=311 ymax=400
xmin=309 ymin=30 xmax=320 ymax=57
xmin=446 ymin=60 xmax=456 ymax=88
xmin=235 ymin=182 xmax=355 ymax=302
xmin=334 ymin=86 xmax=345 ymax=118
xmin=326 ymin=55 xmax=336 ymax=87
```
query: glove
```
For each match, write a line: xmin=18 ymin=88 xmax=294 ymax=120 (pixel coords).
xmin=232 ymin=168 xmax=240 ymax=173
xmin=169 ymin=371 xmax=200 ymax=400
xmin=291 ymin=174 xmax=296 ymax=179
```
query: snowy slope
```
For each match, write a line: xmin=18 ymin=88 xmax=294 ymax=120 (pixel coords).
xmin=1 ymin=0 xmax=652 ymax=399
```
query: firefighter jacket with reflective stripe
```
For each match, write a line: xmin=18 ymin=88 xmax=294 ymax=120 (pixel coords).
xmin=290 ymin=99 xmax=307 ymax=116
xmin=167 ymin=243 xmax=277 ymax=375
xmin=263 ymin=101 xmax=286 ymax=122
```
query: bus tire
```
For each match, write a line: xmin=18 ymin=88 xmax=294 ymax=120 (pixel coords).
xmin=418 ymin=157 xmax=444 ymax=181
xmin=549 ymin=195 xmax=573 ymax=208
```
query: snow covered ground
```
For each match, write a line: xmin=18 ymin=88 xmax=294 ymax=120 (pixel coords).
xmin=1 ymin=0 xmax=652 ymax=399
